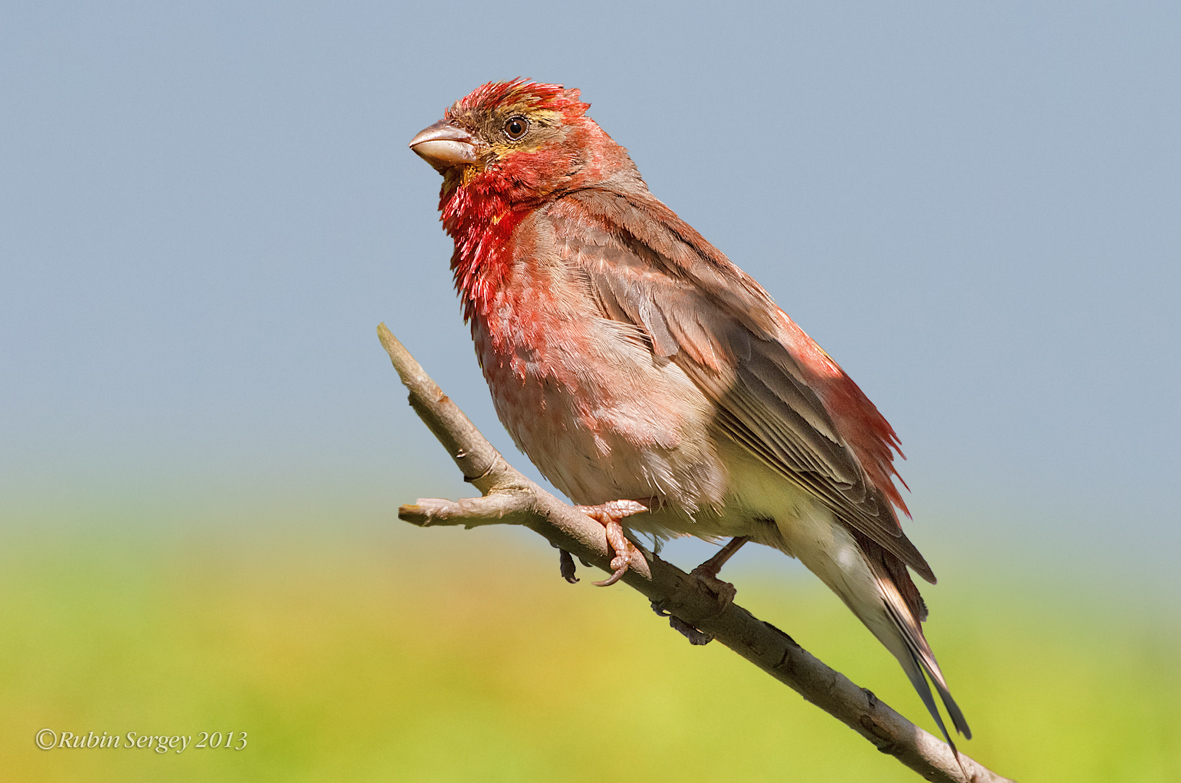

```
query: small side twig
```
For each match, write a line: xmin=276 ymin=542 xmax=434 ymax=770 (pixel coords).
xmin=378 ymin=322 xmax=1011 ymax=783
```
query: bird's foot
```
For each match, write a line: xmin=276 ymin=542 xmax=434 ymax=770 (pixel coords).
xmin=689 ymin=567 xmax=737 ymax=608
xmin=669 ymin=615 xmax=714 ymax=645
xmin=552 ymin=544 xmax=579 ymax=584
xmin=650 ymin=600 xmax=714 ymax=645
xmin=574 ymin=500 xmax=648 ymax=587
xmin=688 ymin=536 xmax=748 ymax=608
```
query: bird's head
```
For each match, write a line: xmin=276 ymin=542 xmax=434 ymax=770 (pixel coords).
xmin=409 ymin=79 xmax=639 ymax=205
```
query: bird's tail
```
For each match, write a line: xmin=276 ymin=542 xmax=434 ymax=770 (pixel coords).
xmin=777 ymin=517 xmax=970 ymax=748
xmin=850 ymin=542 xmax=971 ymax=753
xmin=871 ymin=560 xmax=971 ymax=749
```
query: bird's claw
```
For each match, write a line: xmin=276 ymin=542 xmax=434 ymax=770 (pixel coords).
xmin=688 ymin=565 xmax=738 ymax=608
xmin=574 ymin=500 xmax=648 ymax=587
xmin=558 ymin=548 xmax=579 ymax=584
xmin=652 ymin=600 xmax=713 ymax=644
xmin=669 ymin=615 xmax=714 ymax=645
xmin=687 ymin=535 xmax=746 ymax=608
xmin=594 ymin=518 xmax=640 ymax=586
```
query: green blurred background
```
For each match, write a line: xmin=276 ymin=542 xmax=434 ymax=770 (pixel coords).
xmin=3 ymin=501 xmax=1179 ymax=781
xmin=4 ymin=2 xmax=1180 ymax=781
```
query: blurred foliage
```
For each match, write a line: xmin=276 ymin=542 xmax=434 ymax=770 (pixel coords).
xmin=1 ymin=511 xmax=1178 ymax=782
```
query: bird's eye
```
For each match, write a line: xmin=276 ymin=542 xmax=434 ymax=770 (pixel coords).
xmin=503 ymin=116 xmax=529 ymax=141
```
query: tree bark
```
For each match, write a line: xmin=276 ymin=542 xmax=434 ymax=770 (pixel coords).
xmin=379 ymin=323 xmax=1013 ymax=783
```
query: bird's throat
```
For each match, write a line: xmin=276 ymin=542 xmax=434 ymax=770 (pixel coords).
xmin=440 ymin=182 xmax=526 ymax=325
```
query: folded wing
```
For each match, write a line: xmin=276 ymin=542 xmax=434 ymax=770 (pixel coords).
xmin=548 ymin=187 xmax=934 ymax=582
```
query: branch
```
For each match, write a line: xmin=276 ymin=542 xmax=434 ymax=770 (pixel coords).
xmin=378 ymin=323 xmax=1012 ymax=783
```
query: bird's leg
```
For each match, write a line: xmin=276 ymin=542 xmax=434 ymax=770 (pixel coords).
xmin=573 ymin=500 xmax=648 ymax=587
xmin=652 ymin=536 xmax=750 ymax=646
xmin=694 ymin=535 xmax=749 ymax=578
xmin=689 ymin=536 xmax=749 ymax=607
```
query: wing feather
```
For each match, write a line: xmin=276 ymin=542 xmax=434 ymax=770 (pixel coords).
xmin=550 ymin=188 xmax=934 ymax=582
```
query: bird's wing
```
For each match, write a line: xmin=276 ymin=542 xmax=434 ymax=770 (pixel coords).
xmin=549 ymin=187 xmax=934 ymax=582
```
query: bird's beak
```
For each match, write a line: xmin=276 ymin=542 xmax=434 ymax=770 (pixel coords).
xmin=409 ymin=120 xmax=478 ymax=172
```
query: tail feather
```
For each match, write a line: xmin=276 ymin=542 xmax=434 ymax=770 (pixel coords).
xmin=844 ymin=525 xmax=971 ymax=745
xmin=882 ymin=596 xmax=972 ymax=743
xmin=768 ymin=509 xmax=970 ymax=746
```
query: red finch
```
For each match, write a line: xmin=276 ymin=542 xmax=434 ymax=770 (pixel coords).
xmin=409 ymin=79 xmax=970 ymax=745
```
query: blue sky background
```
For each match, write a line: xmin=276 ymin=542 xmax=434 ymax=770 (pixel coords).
xmin=2 ymin=3 xmax=1179 ymax=600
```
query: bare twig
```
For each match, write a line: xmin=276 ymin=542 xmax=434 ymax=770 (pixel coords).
xmin=378 ymin=323 xmax=1012 ymax=783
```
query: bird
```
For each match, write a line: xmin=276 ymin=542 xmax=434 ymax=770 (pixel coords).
xmin=408 ymin=78 xmax=970 ymax=746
